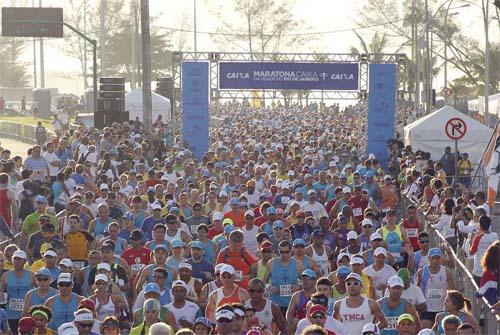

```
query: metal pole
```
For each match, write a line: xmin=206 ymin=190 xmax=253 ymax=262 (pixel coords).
xmin=416 ymin=37 xmax=421 ymax=114
xmin=140 ymin=0 xmax=152 ymax=132
xmin=100 ymin=0 xmax=106 ymax=77
xmin=454 ymin=139 xmax=458 ymax=184
xmin=32 ymin=0 xmax=37 ymax=88
xmin=93 ymin=41 xmax=97 ymax=114
xmin=444 ymin=0 xmax=454 ymax=94
xmin=193 ymin=0 xmax=197 ymax=56
xmin=425 ymin=0 xmax=431 ymax=114
xmin=39 ymin=0 xmax=45 ymax=88
xmin=131 ymin=0 xmax=137 ymax=89
xmin=83 ymin=0 xmax=87 ymax=89
xmin=484 ymin=0 xmax=490 ymax=126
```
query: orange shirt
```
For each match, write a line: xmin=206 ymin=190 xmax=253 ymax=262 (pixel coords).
xmin=216 ymin=246 xmax=258 ymax=289
xmin=223 ymin=210 xmax=245 ymax=228
xmin=380 ymin=184 xmax=398 ymax=210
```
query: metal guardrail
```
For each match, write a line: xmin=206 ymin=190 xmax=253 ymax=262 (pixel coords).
xmin=0 ymin=120 xmax=56 ymax=144
xmin=0 ymin=232 xmax=21 ymax=252
xmin=402 ymin=196 xmax=500 ymax=334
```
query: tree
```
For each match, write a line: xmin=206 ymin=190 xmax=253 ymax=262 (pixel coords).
xmin=349 ymin=31 xmax=393 ymax=62
xmin=0 ymin=39 xmax=30 ymax=87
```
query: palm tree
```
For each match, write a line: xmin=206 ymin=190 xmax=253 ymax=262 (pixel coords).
xmin=350 ymin=32 xmax=391 ymax=62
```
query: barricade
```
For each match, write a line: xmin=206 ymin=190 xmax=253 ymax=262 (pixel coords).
xmin=403 ymin=194 xmax=500 ymax=334
xmin=0 ymin=120 xmax=55 ymax=144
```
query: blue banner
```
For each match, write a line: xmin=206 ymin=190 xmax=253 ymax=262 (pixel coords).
xmin=367 ymin=63 xmax=397 ymax=170
xmin=219 ymin=62 xmax=359 ymax=90
xmin=182 ymin=62 xmax=209 ymax=161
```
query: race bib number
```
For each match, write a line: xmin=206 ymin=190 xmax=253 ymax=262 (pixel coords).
xmin=386 ymin=316 xmax=398 ymax=329
xmin=131 ymin=263 xmax=144 ymax=274
xmin=8 ymin=298 xmax=23 ymax=311
xmin=235 ymin=270 xmax=243 ymax=281
xmin=281 ymin=196 xmax=290 ymax=204
xmin=406 ymin=228 xmax=418 ymax=238
xmin=353 ymin=208 xmax=362 ymax=217
xmin=279 ymin=285 xmax=292 ymax=297
xmin=464 ymin=169 xmax=470 ymax=175
xmin=264 ymin=289 xmax=272 ymax=300
xmin=190 ymin=225 xmax=199 ymax=234
xmin=427 ymin=289 xmax=444 ymax=302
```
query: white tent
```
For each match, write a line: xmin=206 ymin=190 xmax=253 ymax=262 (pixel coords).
xmin=404 ymin=105 xmax=493 ymax=163
xmin=125 ymin=88 xmax=171 ymax=123
xmin=478 ymin=92 xmax=500 ymax=118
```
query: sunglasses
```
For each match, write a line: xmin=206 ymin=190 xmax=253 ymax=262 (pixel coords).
xmin=372 ymin=238 xmax=382 ymax=242
xmin=346 ymin=281 xmax=361 ymax=286
xmin=279 ymin=250 xmax=291 ymax=254
xmin=217 ymin=318 xmax=232 ymax=323
xmin=153 ymin=275 xmax=165 ymax=280
xmin=293 ymin=245 xmax=305 ymax=249
xmin=221 ymin=274 xmax=233 ymax=279
xmin=58 ymin=282 xmax=72 ymax=287
xmin=77 ymin=322 xmax=94 ymax=328
xmin=96 ymin=281 xmax=107 ymax=285
xmin=248 ymin=289 xmax=263 ymax=294
xmin=36 ymin=276 xmax=50 ymax=281
xmin=419 ymin=240 xmax=430 ymax=244
xmin=311 ymin=313 xmax=326 ymax=319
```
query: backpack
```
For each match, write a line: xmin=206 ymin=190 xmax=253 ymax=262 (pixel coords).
xmin=19 ymin=191 xmax=35 ymax=220
xmin=78 ymin=151 xmax=91 ymax=165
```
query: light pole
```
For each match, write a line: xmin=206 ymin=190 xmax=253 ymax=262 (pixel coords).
xmin=484 ymin=0 xmax=490 ymax=126
xmin=193 ymin=0 xmax=197 ymax=56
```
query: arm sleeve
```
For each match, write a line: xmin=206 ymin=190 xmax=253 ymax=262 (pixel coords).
xmin=457 ymin=220 xmax=476 ymax=234
xmin=469 ymin=234 xmax=483 ymax=255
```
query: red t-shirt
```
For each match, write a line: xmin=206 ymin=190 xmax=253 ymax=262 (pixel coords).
xmin=402 ymin=219 xmax=420 ymax=250
xmin=224 ymin=210 xmax=245 ymax=228
xmin=208 ymin=227 xmax=223 ymax=239
xmin=348 ymin=197 xmax=368 ymax=224
xmin=121 ymin=246 xmax=151 ymax=279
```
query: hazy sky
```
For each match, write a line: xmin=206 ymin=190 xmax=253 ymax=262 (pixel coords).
xmin=4 ymin=0 xmax=498 ymax=95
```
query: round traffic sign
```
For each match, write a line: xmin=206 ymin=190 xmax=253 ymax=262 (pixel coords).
xmin=445 ymin=117 xmax=467 ymax=140
xmin=441 ymin=87 xmax=452 ymax=98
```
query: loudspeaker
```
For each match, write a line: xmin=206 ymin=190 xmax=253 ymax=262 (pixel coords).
xmin=94 ymin=111 xmax=105 ymax=129
xmin=100 ymin=77 xmax=125 ymax=84
xmin=97 ymin=98 xmax=124 ymax=112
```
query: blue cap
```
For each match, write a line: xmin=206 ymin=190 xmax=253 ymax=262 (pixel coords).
xmin=337 ymin=265 xmax=352 ymax=277
xmin=144 ymin=283 xmax=161 ymax=294
xmin=339 ymin=173 xmax=347 ymax=179
xmin=154 ymin=244 xmax=168 ymax=252
xmin=169 ymin=207 xmax=180 ymax=213
xmin=267 ymin=207 xmax=277 ymax=215
xmin=301 ymin=269 xmax=317 ymax=279
xmin=190 ymin=240 xmax=203 ymax=249
xmin=201 ymin=170 xmax=210 ymax=177
xmin=36 ymin=268 xmax=51 ymax=277
xmin=293 ymin=238 xmax=306 ymax=247
xmin=312 ymin=229 xmax=324 ymax=237
xmin=273 ymin=220 xmax=285 ymax=229
xmin=147 ymin=187 xmax=155 ymax=193
xmin=224 ymin=224 xmax=235 ymax=234
xmin=194 ymin=317 xmax=212 ymax=329
xmin=365 ymin=171 xmax=375 ymax=178
xmin=171 ymin=239 xmax=184 ymax=248
xmin=36 ymin=195 xmax=48 ymax=203
xmin=429 ymin=248 xmax=442 ymax=258
xmin=230 ymin=197 xmax=240 ymax=206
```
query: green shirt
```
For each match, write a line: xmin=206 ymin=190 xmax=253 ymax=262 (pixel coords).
xmin=22 ymin=212 xmax=58 ymax=236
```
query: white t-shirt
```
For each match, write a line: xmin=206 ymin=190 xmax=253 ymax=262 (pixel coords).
xmin=120 ymin=185 xmax=134 ymax=197
xmin=242 ymin=225 xmax=260 ymax=251
xmin=384 ymin=284 xmax=426 ymax=306
xmin=166 ymin=301 xmax=201 ymax=328
xmin=44 ymin=152 xmax=60 ymax=177
xmin=295 ymin=316 xmax=349 ymax=335
xmin=301 ymin=201 xmax=328 ymax=221
xmin=362 ymin=264 xmax=397 ymax=299
xmin=472 ymin=232 xmax=499 ymax=276
xmin=431 ymin=214 xmax=454 ymax=239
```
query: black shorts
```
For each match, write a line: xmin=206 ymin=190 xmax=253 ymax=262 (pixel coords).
xmin=421 ymin=311 xmax=439 ymax=322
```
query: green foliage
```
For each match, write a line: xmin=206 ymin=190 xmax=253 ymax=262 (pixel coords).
xmin=0 ymin=39 xmax=30 ymax=87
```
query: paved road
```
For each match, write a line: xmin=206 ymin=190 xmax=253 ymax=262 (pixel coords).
xmin=0 ymin=137 xmax=32 ymax=159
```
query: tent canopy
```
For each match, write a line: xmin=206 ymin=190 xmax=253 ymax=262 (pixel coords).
xmin=404 ymin=105 xmax=493 ymax=163
xmin=125 ymin=88 xmax=171 ymax=123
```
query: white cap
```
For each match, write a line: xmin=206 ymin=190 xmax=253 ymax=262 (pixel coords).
xmin=216 ymin=309 xmax=235 ymax=321
xmin=337 ymin=252 xmax=350 ymax=261
xmin=40 ymin=250 xmax=55 ymax=260
xmin=73 ymin=311 xmax=94 ymax=322
xmin=179 ymin=262 xmax=192 ymax=271
xmin=329 ymin=161 xmax=337 ymax=167
xmin=95 ymin=274 xmax=109 ymax=283
xmin=161 ymin=175 xmax=169 ymax=181
xmin=59 ymin=258 xmax=73 ymax=268
xmin=13 ymin=250 xmax=27 ymax=260
xmin=362 ymin=323 xmax=380 ymax=334
xmin=417 ymin=329 xmax=436 ymax=335
xmin=151 ymin=202 xmax=162 ymax=210
xmin=374 ymin=247 xmax=387 ymax=257
xmin=172 ymin=280 xmax=187 ymax=290
xmin=347 ymin=231 xmax=358 ymax=240
xmin=215 ymin=263 xmax=225 ymax=273
xmin=58 ymin=324 xmax=79 ymax=335
xmin=342 ymin=186 xmax=351 ymax=194
xmin=220 ymin=264 xmax=236 ymax=276
xmin=287 ymin=170 xmax=295 ymax=176
xmin=368 ymin=153 xmax=376 ymax=159
xmin=350 ymin=256 xmax=365 ymax=265
xmin=370 ymin=232 xmax=382 ymax=241
xmin=99 ymin=184 xmax=109 ymax=190
xmin=97 ymin=263 xmax=111 ymax=272
xmin=244 ymin=210 xmax=255 ymax=217
xmin=213 ymin=212 xmax=224 ymax=221
xmin=219 ymin=191 xmax=228 ymax=197
xmin=57 ymin=272 xmax=72 ymax=283
xmin=361 ymin=219 xmax=373 ymax=227
xmin=388 ymin=275 xmax=404 ymax=288
xmin=384 ymin=175 xmax=392 ymax=180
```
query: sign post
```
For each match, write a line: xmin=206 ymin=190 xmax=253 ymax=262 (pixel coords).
xmin=445 ymin=117 xmax=467 ymax=183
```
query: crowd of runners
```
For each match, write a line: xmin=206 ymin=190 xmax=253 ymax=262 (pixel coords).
xmin=0 ymin=100 xmax=497 ymax=335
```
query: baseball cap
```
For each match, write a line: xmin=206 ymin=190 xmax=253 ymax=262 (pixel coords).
xmin=273 ymin=220 xmax=285 ymax=229
xmin=147 ymin=187 xmax=155 ymax=193
xmin=102 ymin=317 xmax=120 ymax=329
xmin=347 ymin=231 xmax=358 ymax=240
xmin=244 ymin=210 xmax=255 ymax=217
xmin=97 ymin=263 xmax=111 ymax=272
xmin=144 ymin=283 xmax=161 ymax=294
xmin=342 ymin=186 xmax=352 ymax=194
xmin=429 ymin=248 xmax=442 ymax=258
xmin=99 ymin=184 xmax=109 ymax=191
xmin=384 ymin=175 xmax=392 ymax=181
xmin=190 ymin=240 xmax=203 ymax=249
xmin=172 ymin=280 xmax=188 ymax=290
xmin=224 ymin=224 xmax=235 ymax=234
xmin=397 ymin=313 xmax=414 ymax=324
xmin=194 ymin=317 xmax=212 ymax=329
xmin=267 ymin=207 xmax=277 ymax=215
xmin=78 ymin=299 xmax=96 ymax=311
xmin=417 ymin=329 xmax=435 ymax=335
xmin=170 ymin=239 xmax=184 ymax=248
xmin=346 ymin=272 xmax=363 ymax=283
xmin=151 ymin=202 xmax=162 ymax=210
xmin=18 ymin=317 xmax=36 ymax=332
xmin=293 ymin=238 xmax=306 ymax=247
xmin=374 ymin=247 xmax=387 ymax=257
xmin=365 ymin=171 xmax=375 ymax=178
xmin=213 ymin=212 xmax=224 ymax=221
xmin=57 ymin=273 xmax=72 ymax=283
xmin=220 ymin=264 xmax=236 ymax=276
xmin=95 ymin=274 xmax=109 ymax=283
xmin=350 ymin=256 xmax=365 ymax=265
xmin=361 ymin=219 xmax=373 ymax=227
xmin=362 ymin=323 xmax=380 ymax=335
xmin=222 ymin=218 xmax=233 ymax=226
xmin=179 ymin=262 xmax=192 ymax=271
xmin=59 ymin=258 xmax=73 ymax=268
xmin=36 ymin=268 xmax=51 ymax=278
xmin=260 ymin=241 xmax=273 ymax=251
xmin=329 ymin=161 xmax=337 ymax=167
xmin=311 ymin=229 xmax=324 ymax=237
xmin=230 ymin=197 xmax=241 ymax=206
xmin=337 ymin=252 xmax=350 ymax=261
xmin=308 ymin=304 xmax=326 ymax=316
xmin=370 ymin=232 xmax=383 ymax=241
xmin=130 ymin=229 xmax=144 ymax=240
xmin=13 ymin=250 xmax=27 ymax=260
xmin=388 ymin=276 xmax=404 ymax=288
xmin=58 ymin=324 xmax=79 ymax=335
xmin=336 ymin=265 xmax=351 ymax=277
xmin=301 ymin=269 xmax=317 ymax=279
xmin=307 ymin=189 xmax=316 ymax=195
xmin=36 ymin=195 xmax=48 ymax=203
xmin=287 ymin=170 xmax=295 ymax=176
xmin=216 ymin=308 xmax=234 ymax=321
